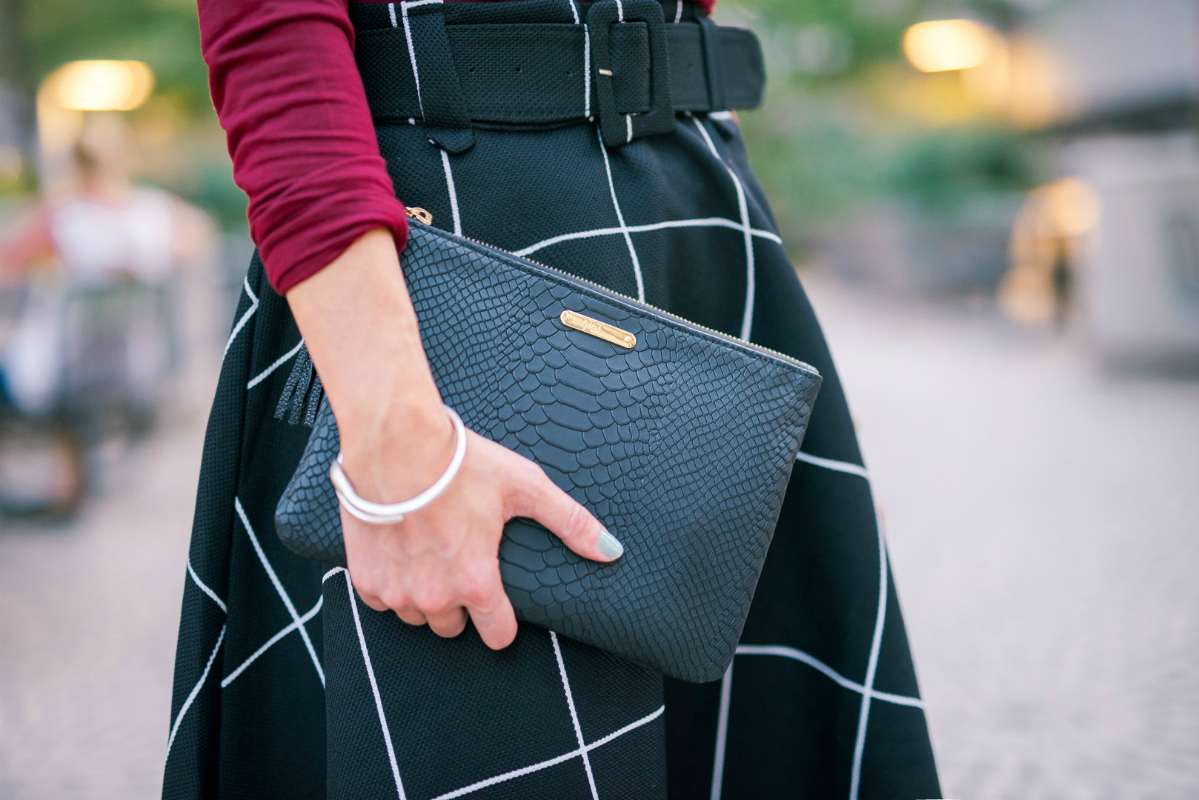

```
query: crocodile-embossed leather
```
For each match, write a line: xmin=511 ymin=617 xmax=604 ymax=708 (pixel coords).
xmin=275 ymin=221 xmax=821 ymax=682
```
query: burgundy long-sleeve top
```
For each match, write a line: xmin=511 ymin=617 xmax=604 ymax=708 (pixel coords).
xmin=198 ymin=0 xmax=716 ymax=295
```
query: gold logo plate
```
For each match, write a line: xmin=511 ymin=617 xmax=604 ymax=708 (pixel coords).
xmin=559 ymin=310 xmax=636 ymax=349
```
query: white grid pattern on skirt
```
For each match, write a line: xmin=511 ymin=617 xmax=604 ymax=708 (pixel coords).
xmin=690 ymin=116 xmax=755 ymax=341
xmin=235 ymin=497 xmax=325 ymax=686
xmin=169 ymin=449 xmax=917 ymax=798
xmin=224 ymin=276 xmax=258 ymax=359
xmin=324 ymin=565 xmax=666 ymax=800
xmin=180 ymin=116 xmax=920 ymax=799
xmin=706 ymin=451 xmax=903 ymax=800
xmin=246 ymin=338 xmax=304 ymax=390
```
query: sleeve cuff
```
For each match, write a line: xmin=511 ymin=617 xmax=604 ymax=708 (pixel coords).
xmin=261 ymin=196 xmax=410 ymax=295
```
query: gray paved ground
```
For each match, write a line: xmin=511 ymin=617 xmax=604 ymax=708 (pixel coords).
xmin=809 ymin=276 xmax=1199 ymax=799
xmin=0 ymin=275 xmax=1196 ymax=799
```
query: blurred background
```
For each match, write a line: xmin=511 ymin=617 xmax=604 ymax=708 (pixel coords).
xmin=0 ymin=0 xmax=1196 ymax=797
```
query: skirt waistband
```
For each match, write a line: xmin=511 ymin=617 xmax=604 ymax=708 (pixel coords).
xmin=350 ymin=0 xmax=764 ymax=150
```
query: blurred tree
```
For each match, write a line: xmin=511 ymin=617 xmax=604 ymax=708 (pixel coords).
xmin=25 ymin=0 xmax=209 ymax=114
xmin=886 ymin=126 xmax=1037 ymax=213
xmin=0 ymin=0 xmax=37 ymax=188
xmin=727 ymin=0 xmax=1041 ymax=252
xmin=2 ymin=0 xmax=249 ymax=227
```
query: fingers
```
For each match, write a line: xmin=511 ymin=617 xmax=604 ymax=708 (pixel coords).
xmin=425 ymin=607 xmax=468 ymax=638
xmin=395 ymin=608 xmax=428 ymax=627
xmin=351 ymin=563 xmax=497 ymax=644
xmin=461 ymin=566 xmax=519 ymax=650
xmin=512 ymin=467 xmax=623 ymax=563
xmin=355 ymin=584 xmax=391 ymax=613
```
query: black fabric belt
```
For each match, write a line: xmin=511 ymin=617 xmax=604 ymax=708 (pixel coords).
xmin=355 ymin=0 xmax=764 ymax=150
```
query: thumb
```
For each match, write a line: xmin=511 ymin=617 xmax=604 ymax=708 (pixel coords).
xmin=512 ymin=468 xmax=624 ymax=563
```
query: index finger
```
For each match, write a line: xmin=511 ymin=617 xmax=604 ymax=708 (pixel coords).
xmin=509 ymin=468 xmax=623 ymax=563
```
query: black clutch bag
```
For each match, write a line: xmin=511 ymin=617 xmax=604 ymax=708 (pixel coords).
xmin=275 ymin=217 xmax=821 ymax=682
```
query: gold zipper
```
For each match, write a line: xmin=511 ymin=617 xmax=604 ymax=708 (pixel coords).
xmin=404 ymin=206 xmax=817 ymax=373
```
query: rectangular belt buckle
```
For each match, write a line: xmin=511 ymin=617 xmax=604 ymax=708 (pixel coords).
xmin=587 ymin=0 xmax=675 ymax=148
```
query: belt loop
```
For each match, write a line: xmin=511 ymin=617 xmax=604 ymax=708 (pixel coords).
xmin=401 ymin=0 xmax=475 ymax=153
xmin=697 ymin=14 xmax=726 ymax=112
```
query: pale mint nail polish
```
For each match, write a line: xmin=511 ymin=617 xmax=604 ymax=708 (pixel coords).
xmin=597 ymin=529 xmax=624 ymax=559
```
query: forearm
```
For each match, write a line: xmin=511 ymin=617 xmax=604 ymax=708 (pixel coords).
xmin=199 ymin=0 xmax=408 ymax=294
xmin=286 ymin=228 xmax=453 ymax=502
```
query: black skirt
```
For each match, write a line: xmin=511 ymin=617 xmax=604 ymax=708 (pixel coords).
xmin=164 ymin=3 xmax=940 ymax=798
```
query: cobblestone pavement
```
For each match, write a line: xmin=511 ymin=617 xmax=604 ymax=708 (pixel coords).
xmin=0 ymin=277 xmax=1196 ymax=799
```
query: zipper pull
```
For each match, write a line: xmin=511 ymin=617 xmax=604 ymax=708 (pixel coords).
xmin=406 ymin=206 xmax=433 ymax=225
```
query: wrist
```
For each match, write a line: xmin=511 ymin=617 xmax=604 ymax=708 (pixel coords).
xmin=333 ymin=405 xmax=468 ymax=525
xmin=338 ymin=399 xmax=456 ymax=504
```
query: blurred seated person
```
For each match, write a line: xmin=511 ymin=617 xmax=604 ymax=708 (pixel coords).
xmin=0 ymin=122 xmax=215 ymax=415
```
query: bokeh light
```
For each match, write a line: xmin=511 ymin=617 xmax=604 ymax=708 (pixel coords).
xmin=903 ymin=19 xmax=1002 ymax=73
xmin=1042 ymin=178 xmax=1101 ymax=237
xmin=43 ymin=60 xmax=155 ymax=112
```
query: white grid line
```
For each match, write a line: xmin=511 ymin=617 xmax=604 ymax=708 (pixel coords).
xmin=692 ymin=117 xmax=755 ymax=341
xmin=431 ymin=705 xmax=665 ymax=800
xmin=735 ymin=646 xmax=922 ymax=708
xmin=869 ymin=689 xmax=923 ymax=708
xmin=796 ymin=451 xmax=870 ymax=480
xmin=550 ymin=632 xmax=599 ymax=800
xmin=513 ymin=217 xmax=782 ymax=258
xmin=790 ymin=443 xmax=893 ymax=798
xmin=221 ymin=597 xmax=323 ymax=689
xmin=596 ymin=126 xmax=645 ymax=301
xmin=850 ymin=504 xmax=888 ymax=800
xmin=323 ymin=566 xmax=346 ymax=583
xmin=709 ymin=661 xmax=734 ymax=800
xmin=614 ymin=3 xmax=630 ymax=143
xmin=224 ymin=276 xmax=258 ymax=358
xmin=234 ymin=498 xmax=325 ymax=687
xmin=583 ymin=23 xmax=592 ymax=118
xmin=398 ymin=0 xmax=441 ymax=120
xmin=440 ymin=148 xmax=463 ymax=236
xmin=586 ymin=704 xmax=664 ymax=749
xmin=165 ymin=624 xmax=225 ymax=761
xmin=434 ymin=750 xmax=581 ymax=800
xmin=673 ymin=0 xmax=683 ymax=23
xmin=709 ymin=110 xmax=734 ymax=121
xmin=345 ymin=571 xmax=408 ymax=800
xmin=246 ymin=339 xmax=304 ymax=390
xmin=187 ymin=559 xmax=226 ymax=614
xmin=568 ymin=0 xmax=579 ymax=24
xmin=388 ymin=2 xmax=397 ymax=27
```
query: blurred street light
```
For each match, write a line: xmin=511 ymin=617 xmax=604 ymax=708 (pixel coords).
xmin=903 ymin=19 xmax=1002 ymax=73
xmin=41 ymin=60 xmax=154 ymax=112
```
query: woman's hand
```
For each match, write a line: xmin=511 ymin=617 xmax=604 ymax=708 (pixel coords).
xmin=341 ymin=430 xmax=619 ymax=649
xmin=287 ymin=228 xmax=622 ymax=650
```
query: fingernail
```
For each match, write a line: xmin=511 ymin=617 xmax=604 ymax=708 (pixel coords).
xmin=597 ymin=528 xmax=624 ymax=559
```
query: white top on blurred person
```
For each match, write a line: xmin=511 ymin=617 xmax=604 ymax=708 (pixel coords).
xmin=0 ymin=116 xmax=215 ymax=414
xmin=0 ymin=115 xmax=214 ymax=284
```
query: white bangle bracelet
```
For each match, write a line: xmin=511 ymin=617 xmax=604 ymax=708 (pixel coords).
xmin=329 ymin=404 xmax=468 ymax=525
